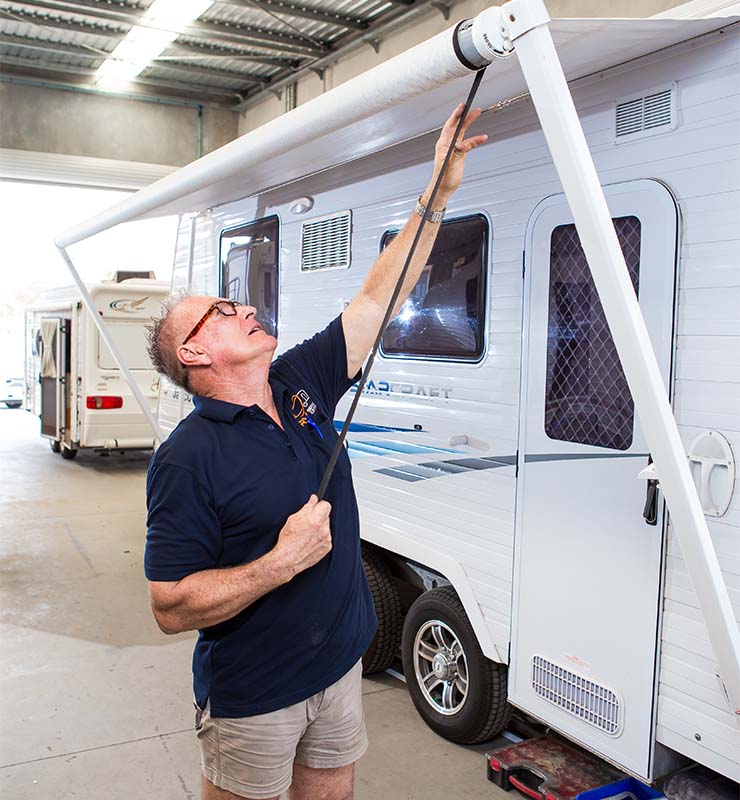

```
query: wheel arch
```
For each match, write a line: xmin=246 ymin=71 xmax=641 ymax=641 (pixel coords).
xmin=361 ymin=528 xmax=507 ymax=664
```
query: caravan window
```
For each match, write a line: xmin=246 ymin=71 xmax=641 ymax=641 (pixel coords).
xmin=380 ymin=215 xmax=489 ymax=361
xmin=219 ymin=216 xmax=279 ymax=337
xmin=98 ymin=322 xmax=152 ymax=371
xmin=544 ymin=216 xmax=641 ymax=450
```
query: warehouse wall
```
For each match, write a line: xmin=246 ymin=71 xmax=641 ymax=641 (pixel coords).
xmin=0 ymin=82 xmax=238 ymax=167
xmin=238 ymin=0 xmax=684 ymax=135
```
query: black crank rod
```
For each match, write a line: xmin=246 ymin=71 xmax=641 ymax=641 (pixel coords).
xmin=317 ymin=68 xmax=487 ymax=501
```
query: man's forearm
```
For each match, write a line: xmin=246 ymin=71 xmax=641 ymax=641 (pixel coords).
xmin=151 ymin=549 xmax=293 ymax=634
xmin=359 ymin=180 xmax=449 ymax=317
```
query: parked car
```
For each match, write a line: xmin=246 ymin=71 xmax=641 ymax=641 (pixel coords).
xmin=1 ymin=377 xmax=23 ymax=408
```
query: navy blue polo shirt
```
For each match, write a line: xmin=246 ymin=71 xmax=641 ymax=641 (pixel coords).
xmin=144 ymin=316 xmax=377 ymax=718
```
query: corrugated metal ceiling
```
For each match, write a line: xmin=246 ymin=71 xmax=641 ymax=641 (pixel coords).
xmin=0 ymin=0 xmax=464 ymax=106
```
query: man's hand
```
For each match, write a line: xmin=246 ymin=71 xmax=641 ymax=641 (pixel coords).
xmin=423 ymin=103 xmax=488 ymax=208
xmin=272 ymin=494 xmax=332 ymax=579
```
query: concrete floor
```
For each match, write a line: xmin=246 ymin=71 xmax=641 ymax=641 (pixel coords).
xmin=0 ymin=408 xmax=508 ymax=800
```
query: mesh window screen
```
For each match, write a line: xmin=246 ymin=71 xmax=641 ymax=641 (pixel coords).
xmin=545 ymin=216 xmax=641 ymax=450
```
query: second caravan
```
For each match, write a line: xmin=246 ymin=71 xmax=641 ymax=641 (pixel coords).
xmin=26 ymin=274 xmax=169 ymax=458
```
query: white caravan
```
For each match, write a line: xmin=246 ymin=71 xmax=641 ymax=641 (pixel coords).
xmin=25 ymin=274 xmax=168 ymax=458
xmin=53 ymin=4 xmax=740 ymax=790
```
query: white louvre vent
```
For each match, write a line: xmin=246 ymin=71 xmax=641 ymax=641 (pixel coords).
xmin=614 ymin=84 xmax=676 ymax=143
xmin=301 ymin=210 xmax=352 ymax=272
xmin=532 ymin=655 xmax=623 ymax=736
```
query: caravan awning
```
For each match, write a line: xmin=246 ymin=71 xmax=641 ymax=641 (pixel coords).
xmin=55 ymin=13 xmax=739 ymax=248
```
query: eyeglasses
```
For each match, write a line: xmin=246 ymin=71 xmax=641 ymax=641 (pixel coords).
xmin=182 ymin=300 xmax=243 ymax=345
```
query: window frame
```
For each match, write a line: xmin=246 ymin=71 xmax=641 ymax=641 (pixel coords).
xmin=218 ymin=214 xmax=281 ymax=337
xmin=377 ymin=211 xmax=491 ymax=365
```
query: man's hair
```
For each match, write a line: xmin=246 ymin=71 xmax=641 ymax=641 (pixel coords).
xmin=146 ymin=293 xmax=191 ymax=392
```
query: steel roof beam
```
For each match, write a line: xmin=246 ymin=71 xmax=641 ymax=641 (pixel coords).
xmin=0 ymin=40 xmax=266 ymax=85
xmin=169 ymin=40 xmax=297 ymax=68
xmin=9 ymin=0 xmax=329 ymax=55
xmin=145 ymin=58 xmax=264 ymax=86
xmin=0 ymin=4 xmax=125 ymax=38
xmin=216 ymin=0 xmax=369 ymax=32
xmin=0 ymin=31 xmax=109 ymax=59
xmin=0 ymin=54 xmax=243 ymax=101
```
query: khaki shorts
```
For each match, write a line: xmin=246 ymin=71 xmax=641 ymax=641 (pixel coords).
xmin=195 ymin=660 xmax=367 ymax=799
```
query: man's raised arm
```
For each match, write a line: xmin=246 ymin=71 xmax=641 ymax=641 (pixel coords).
xmin=341 ymin=104 xmax=487 ymax=378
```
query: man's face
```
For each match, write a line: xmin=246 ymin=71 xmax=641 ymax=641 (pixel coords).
xmin=176 ymin=296 xmax=277 ymax=372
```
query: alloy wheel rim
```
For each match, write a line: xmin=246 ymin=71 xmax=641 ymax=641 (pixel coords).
xmin=413 ymin=619 xmax=469 ymax=716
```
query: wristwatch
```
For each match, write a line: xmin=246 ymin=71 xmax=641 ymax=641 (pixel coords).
xmin=415 ymin=196 xmax=445 ymax=224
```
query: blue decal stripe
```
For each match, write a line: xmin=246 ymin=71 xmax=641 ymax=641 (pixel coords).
xmin=368 ymin=440 xmax=460 ymax=455
xmin=333 ymin=420 xmax=422 ymax=433
xmin=347 ymin=441 xmax=401 ymax=456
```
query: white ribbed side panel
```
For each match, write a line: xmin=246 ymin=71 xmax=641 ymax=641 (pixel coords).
xmin=0 ymin=148 xmax=176 ymax=190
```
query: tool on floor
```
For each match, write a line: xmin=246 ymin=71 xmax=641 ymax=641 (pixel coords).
xmin=486 ymin=735 xmax=664 ymax=800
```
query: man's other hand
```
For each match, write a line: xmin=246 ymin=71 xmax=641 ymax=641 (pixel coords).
xmin=274 ymin=494 xmax=333 ymax=579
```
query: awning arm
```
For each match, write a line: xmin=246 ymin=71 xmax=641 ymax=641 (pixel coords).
xmin=486 ymin=0 xmax=740 ymax=719
xmin=56 ymin=246 xmax=165 ymax=444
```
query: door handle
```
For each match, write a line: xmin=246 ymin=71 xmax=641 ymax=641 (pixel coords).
xmin=642 ymin=455 xmax=658 ymax=526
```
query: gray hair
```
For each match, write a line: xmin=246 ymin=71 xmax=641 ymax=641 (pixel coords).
xmin=146 ymin=292 xmax=191 ymax=392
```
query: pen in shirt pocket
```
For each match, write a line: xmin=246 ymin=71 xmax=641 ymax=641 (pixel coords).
xmin=305 ymin=415 xmax=324 ymax=439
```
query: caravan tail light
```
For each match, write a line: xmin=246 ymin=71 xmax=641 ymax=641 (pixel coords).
xmin=86 ymin=395 xmax=123 ymax=410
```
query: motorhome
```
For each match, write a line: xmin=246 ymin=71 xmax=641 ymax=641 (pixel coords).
xmin=25 ymin=274 xmax=168 ymax=458
xmin=54 ymin=5 xmax=740 ymax=789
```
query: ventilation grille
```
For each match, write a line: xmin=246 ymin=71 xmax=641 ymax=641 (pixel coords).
xmin=532 ymin=655 xmax=623 ymax=736
xmin=301 ymin=211 xmax=352 ymax=272
xmin=615 ymin=85 xmax=675 ymax=141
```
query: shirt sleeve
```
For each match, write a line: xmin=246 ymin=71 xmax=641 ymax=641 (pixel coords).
xmin=144 ymin=463 xmax=222 ymax=582
xmin=274 ymin=314 xmax=360 ymax=413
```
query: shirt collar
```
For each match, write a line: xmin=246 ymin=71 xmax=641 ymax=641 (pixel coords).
xmin=193 ymin=395 xmax=250 ymax=423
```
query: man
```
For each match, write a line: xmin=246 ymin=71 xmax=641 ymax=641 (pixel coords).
xmin=144 ymin=104 xmax=486 ymax=800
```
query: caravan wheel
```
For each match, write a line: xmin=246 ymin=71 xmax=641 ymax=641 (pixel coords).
xmin=361 ymin=548 xmax=402 ymax=675
xmin=49 ymin=440 xmax=61 ymax=453
xmin=401 ymin=587 xmax=510 ymax=744
xmin=60 ymin=447 xmax=77 ymax=460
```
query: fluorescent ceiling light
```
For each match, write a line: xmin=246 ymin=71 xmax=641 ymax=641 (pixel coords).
xmin=96 ymin=0 xmax=214 ymax=89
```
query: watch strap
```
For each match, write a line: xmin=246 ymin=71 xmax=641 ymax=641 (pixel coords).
xmin=415 ymin=197 xmax=445 ymax=224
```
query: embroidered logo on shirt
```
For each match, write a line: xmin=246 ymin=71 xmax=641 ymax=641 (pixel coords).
xmin=291 ymin=389 xmax=316 ymax=424
xmin=291 ymin=389 xmax=323 ymax=439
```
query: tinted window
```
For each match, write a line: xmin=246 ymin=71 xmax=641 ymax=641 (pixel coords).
xmin=380 ymin=215 xmax=488 ymax=360
xmin=544 ymin=216 xmax=641 ymax=450
xmin=220 ymin=216 xmax=279 ymax=337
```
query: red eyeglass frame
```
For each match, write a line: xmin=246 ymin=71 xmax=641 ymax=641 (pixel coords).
xmin=182 ymin=300 xmax=242 ymax=345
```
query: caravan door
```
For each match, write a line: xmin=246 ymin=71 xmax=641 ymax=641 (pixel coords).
xmin=39 ymin=318 xmax=63 ymax=440
xmin=510 ymin=181 xmax=678 ymax=779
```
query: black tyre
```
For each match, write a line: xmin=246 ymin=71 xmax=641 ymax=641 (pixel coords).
xmin=60 ymin=447 xmax=77 ymax=460
xmin=49 ymin=439 xmax=61 ymax=453
xmin=401 ymin=586 xmax=510 ymax=744
xmin=361 ymin=548 xmax=402 ymax=675
xmin=5 ymin=401 xmax=22 ymax=409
